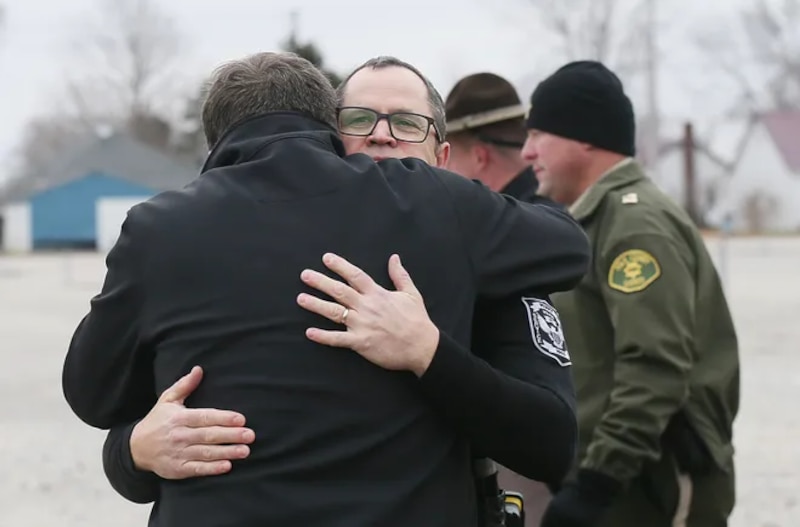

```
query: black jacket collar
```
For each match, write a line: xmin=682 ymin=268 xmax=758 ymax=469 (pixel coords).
xmin=202 ymin=112 xmax=345 ymax=173
xmin=500 ymin=166 xmax=539 ymax=201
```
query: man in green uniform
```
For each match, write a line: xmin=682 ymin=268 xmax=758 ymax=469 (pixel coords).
xmin=522 ymin=60 xmax=740 ymax=527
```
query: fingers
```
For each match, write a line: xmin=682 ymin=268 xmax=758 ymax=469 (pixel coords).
xmin=159 ymin=366 xmax=204 ymax=404
xmin=179 ymin=460 xmax=234 ymax=478
xmin=300 ymin=269 xmax=359 ymax=306
xmin=159 ymin=421 xmax=254 ymax=480
xmin=173 ymin=424 xmax=255 ymax=446
xmin=180 ymin=408 xmax=249 ymax=429
xmin=387 ymin=254 xmax=420 ymax=296
xmin=296 ymin=293 xmax=352 ymax=325
xmin=321 ymin=253 xmax=377 ymax=294
xmin=305 ymin=327 xmax=357 ymax=349
xmin=181 ymin=443 xmax=251 ymax=463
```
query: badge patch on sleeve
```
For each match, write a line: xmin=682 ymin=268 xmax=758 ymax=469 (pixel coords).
xmin=608 ymin=249 xmax=661 ymax=293
xmin=521 ymin=297 xmax=571 ymax=367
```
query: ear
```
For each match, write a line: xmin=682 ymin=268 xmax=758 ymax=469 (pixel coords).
xmin=474 ymin=143 xmax=491 ymax=171
xmin=435 ymin=141 xmax=450 ymax=168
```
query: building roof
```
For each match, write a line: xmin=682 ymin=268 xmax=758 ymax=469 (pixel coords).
xmin=0 ymin=132 xmax=200 ymax=204
xmin=762 ymin=111 xmax=800 ymax=173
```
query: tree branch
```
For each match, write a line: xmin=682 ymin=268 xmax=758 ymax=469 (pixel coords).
xmin=64 ymin=0 xmax=183 ymax=124
xmin=700 ymin=0 xmax=800 ymax=115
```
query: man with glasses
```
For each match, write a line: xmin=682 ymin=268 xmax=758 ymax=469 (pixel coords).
xmin=338 ymin=106 xmax=438 ymax=144
xmin=99 ymin=56 xmax=580 ymax=527
xmin=334 ymin=57 xmax=450 ymax=168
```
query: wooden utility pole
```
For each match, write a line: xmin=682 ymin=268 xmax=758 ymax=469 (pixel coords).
xmin=682 ymin=122 xmax=699 ymax=225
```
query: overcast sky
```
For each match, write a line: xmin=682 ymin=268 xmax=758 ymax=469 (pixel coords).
xmin=0 ymin=0 xmax=751 ymax=180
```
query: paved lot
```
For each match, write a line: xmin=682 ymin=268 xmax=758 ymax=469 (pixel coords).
xmin=1 ymin=236 xmax=798 ymax=526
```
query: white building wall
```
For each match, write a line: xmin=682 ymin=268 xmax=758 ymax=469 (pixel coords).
xmin=711 ymin=124 xmax=800 ymax=232
xmin=96 ymin=197 xmax=150 ymax=252
xmin=1 ymin=202 xmax=32 ymax=252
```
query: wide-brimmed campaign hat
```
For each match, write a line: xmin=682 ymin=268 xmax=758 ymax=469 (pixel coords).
xmin=445 ymin=73 xmax=527 ymax=142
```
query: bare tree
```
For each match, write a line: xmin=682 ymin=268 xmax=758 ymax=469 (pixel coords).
xmin=70 ymin=0 xmax=182 ymax=117
xmin=513 ymin=0 xmax=665 ymax=169
xmin=8 ymin=113 xmax=96 ymax=187
xmin=282 ymin=11 xmax=343 ymax=88
xmin=60 ymin=0 xmax=186 ymax=147
xmin=522 ymin=0 xmax=652 ymax=80
xmin=7 ymin=0 xmax=192 ymax=184
xmin=696 ymin=0 xmax=800 ymax=118
xmin=172 ymin=86 xmax=209 ymax=167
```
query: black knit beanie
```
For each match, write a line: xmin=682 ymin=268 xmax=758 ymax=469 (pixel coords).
xmin=526 ymin=60 xmax=636 ymax=156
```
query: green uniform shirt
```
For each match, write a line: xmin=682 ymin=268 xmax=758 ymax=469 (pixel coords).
xmin=552 ymin=160 xmax=740 ymax=483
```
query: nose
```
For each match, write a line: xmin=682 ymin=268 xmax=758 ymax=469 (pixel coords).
xmin=520 ymin=136 xmax=537 ymax=162
xmin=367 ymin=119 xmax=397 ymax=146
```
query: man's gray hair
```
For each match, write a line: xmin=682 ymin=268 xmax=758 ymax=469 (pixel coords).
xmin=201 ymin=51 xmax=337 ymax=148
xmin=336 ymin=56 xmax=447 ymax=142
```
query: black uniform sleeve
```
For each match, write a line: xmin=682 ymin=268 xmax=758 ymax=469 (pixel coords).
xmin=417 ymin=294 xmax=577 ymax=484
xmin=437 ymin=173 xmax=590 ymax=297
xmin=102 ymin=421 xmax=161 ymax=503
xmin=61 ymin=209 xmax=156 ymax=429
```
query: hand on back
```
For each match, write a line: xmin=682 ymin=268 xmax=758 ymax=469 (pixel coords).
xmin=130 ymin=366 xmax=255 ymax=479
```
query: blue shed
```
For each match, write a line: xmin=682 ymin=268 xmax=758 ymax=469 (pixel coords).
xmin=0 ymin=133 xmax=199 ymax=251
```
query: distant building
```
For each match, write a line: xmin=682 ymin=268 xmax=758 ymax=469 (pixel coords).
xmin=0 ymin=133 xmax=199 ymax=252
xmin=710 ymin=111 xmax=800 ymax=232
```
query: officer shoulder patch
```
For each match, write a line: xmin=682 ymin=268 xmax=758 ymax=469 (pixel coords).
xmin=521 ymin=297 xmax=571 ymax=367
xmin=607 ymin=249 xmax=661 ymax=293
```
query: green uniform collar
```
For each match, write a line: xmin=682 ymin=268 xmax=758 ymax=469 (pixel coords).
xmin=568 ymin=159 xmax=645 ymax=222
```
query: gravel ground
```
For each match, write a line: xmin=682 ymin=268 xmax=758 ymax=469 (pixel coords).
xmin=1 ymin=236 xmax=798 ymax=527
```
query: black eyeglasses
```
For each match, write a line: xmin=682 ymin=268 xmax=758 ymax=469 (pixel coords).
xmin=337 ymin=106 xmax=439 ymax=143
